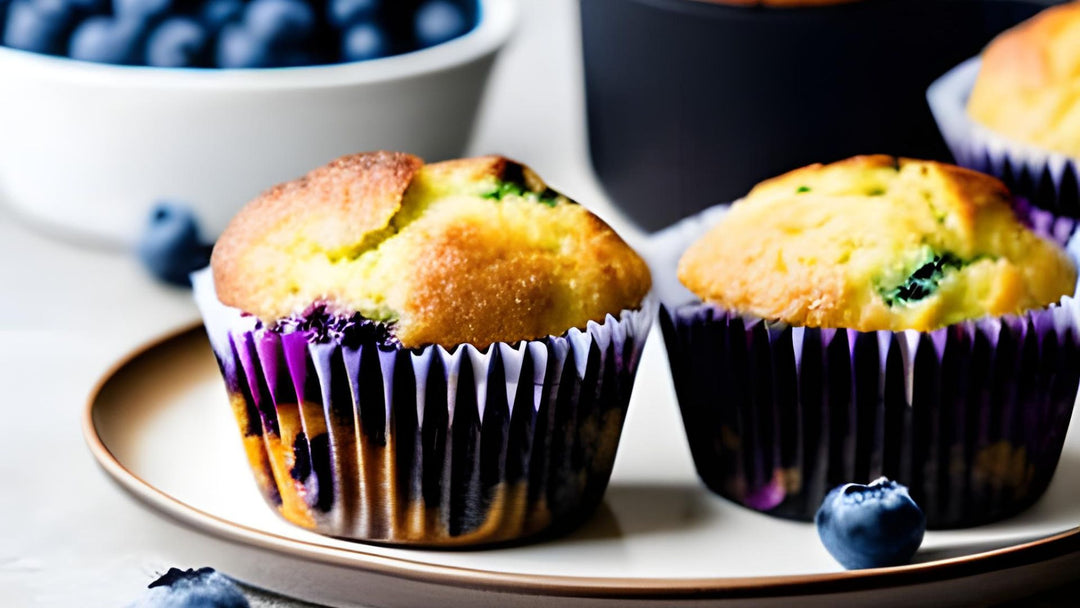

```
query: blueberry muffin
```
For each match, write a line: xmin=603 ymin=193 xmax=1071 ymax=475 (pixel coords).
xmin=930 ymin=2 xmax=1080 ymax=218
xmin=967 ymin=2 xmax=1080 ymax=160
xmin=196 ymin=151 xmax=653 ymax=545
xmin=662 ymin=155 xmax=1080 ymax=528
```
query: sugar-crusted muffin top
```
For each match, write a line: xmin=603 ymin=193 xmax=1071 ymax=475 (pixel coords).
xmin=678 ymin=155 xmax=1076 ymax=331
xmin=968 ymin=2 xmax=1080 ymax=158
xmin=211 ymin=151 xmax=651 ymax=349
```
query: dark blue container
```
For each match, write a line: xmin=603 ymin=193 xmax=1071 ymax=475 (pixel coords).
xmin=580 ymin=0 xmax=1066 ymax=231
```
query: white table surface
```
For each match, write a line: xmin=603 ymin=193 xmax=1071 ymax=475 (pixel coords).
xmin=0 ymin=1 xmax=646 ymax=605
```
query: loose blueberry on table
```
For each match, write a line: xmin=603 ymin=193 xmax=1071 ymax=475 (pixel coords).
xmin=815 ymin=477 xmax=926 ymax=570
xmin=136 ymin=202 xmax=213 ymax=287
xmin=1 ymin=0 xmax=478 ymax=67
xmin=129 ymin=567 xmax=249 ymax=608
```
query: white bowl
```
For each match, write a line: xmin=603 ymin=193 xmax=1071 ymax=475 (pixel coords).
xmin=0 ymin=0 xmax=517 ymax=246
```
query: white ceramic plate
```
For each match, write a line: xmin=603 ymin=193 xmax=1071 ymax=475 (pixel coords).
xmin=86 ymin=325 xmax=1080 ymax=607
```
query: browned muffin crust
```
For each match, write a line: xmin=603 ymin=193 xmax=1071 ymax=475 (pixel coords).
xmin=678 ymin=155 xmax=1075 ymax=332
xmin=211 ymin=152 xmax=651 ymax=349
xmin=211 ymin=151 xmax=424 ymax=316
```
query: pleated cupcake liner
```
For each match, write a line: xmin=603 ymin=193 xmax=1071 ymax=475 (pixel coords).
xmin=1017 ymin=197 xmax=1079 ymax=249
xmin=661 ymin=297 xmax=1080 ymax=529
xmin=193 ymin=269 xmax=654 ymax=546
xmin=928 ymin=57 xmax=1080 ymax=219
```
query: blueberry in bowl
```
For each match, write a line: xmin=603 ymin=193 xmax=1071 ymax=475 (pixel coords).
xmin=340 ymin=20 xmax=388 ymax=62
xmin=414 ymin=0 xmax=471 ymax=49
xmin=145 ymin=16 xmax=210 ymax=67
xmin=198 ymin=0 xmax=242 ymax=32
xmin=68 ymin=14 xmax=147 ymax=64
xmin=1 ymin=0 xmax=483 ymax=67
xmin=2 ymin=0 xmax=80 ymax=55
xmin=0 ymin=0 xmax=516 ymax=245
xmin=327 ymin=0 xmax=377 ymax=29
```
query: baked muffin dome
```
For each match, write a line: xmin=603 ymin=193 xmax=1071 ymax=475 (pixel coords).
xmin=211 ymin=151 xmax=651 ymax=349
xmin=678 ymin=155 xmax=1076 ymax=331
xmin=967 ymin=2 xmax=1080 ymax=158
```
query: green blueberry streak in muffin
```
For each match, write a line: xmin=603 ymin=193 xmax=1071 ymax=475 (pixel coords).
xmin=483 ymin=180 xmax=560 ymax=207
xmin=879 ymin=251 xmax=968 ymax=307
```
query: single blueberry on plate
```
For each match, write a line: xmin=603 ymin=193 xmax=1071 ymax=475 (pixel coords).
xmin=68 ymin=15 xmax=146 ymax=64
xmin=815 ymin=477 xmax=926 ymax=570
xmin=2 ymin=0 xmax=76 ymax=55
xmin=128 ymin=567 xmax=249 ymax=608
xmin=413 ymin=0 xmax=468 ymax=49
xmin=198 ymin=0 xmax=242 ymax=32
xmin=113 ymin=0 xmax=172 ymax=20
xmin=243 ymin=0 xmax=313 ymax=45
xmin=136 ymin=202 xmax=213 ymax=287
xmin=327 ymin=0 xmax=378 ymax=29
xmin=215 ymin=22 xmax=282 ymax=67
xmin=341 ymin=21 xmax=388 ymax=62
xmin=145 ymin=17 xmax=208 ymax=67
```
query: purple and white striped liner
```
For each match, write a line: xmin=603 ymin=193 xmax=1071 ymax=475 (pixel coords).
xmin=194 ymin=269 xmax=653 ymax=546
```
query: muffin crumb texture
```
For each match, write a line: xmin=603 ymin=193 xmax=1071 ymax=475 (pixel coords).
xmin=211 ymin=151 xmax=651 ymax=348
xmin=968 ymin=2 xmax=1080 ymax=158
xmin=677 ymin=155 xmax=1076 ymax=331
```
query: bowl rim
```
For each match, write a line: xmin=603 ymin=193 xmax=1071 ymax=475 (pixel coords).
xmin=0 ymin=0 xmax=518 ymax=90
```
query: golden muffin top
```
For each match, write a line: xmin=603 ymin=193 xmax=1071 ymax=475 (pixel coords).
xmin=968 ymin=2 xmax=1080 ymax=158
xmin=678 ymin=156 xmax=1076 ymax=332
xmin=212 ymin=151 xmax=651 ymax=349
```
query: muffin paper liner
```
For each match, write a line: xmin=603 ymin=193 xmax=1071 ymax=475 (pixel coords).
xmin=193 ymin=270 xmax=653 ymax=546
xmin=650 ymin=205 xmax=1080 ymax=529
xmin=928 ymin=57 xmax=1080 ymax=219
